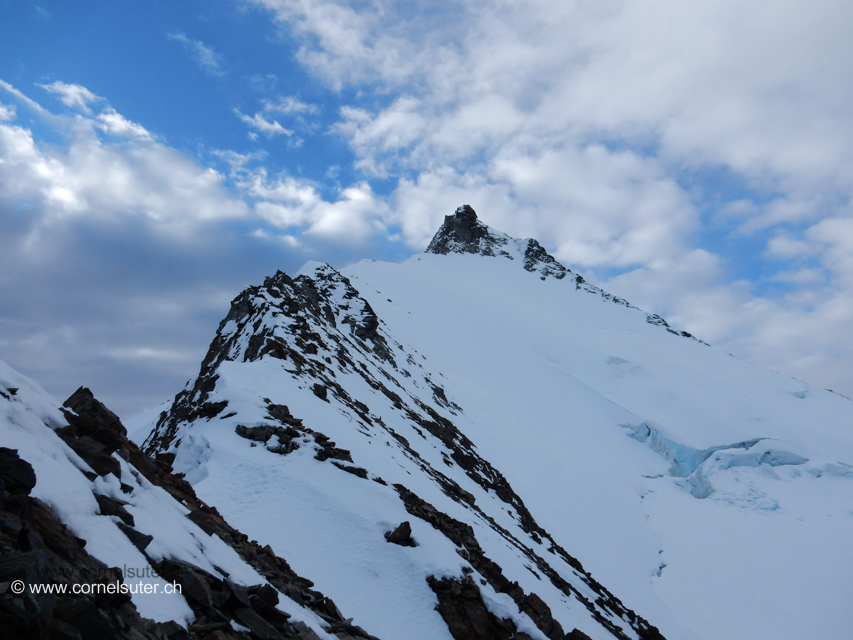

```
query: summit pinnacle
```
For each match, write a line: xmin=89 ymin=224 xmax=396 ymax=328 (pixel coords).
xmin=425 ymin=205 xmax=494 ymax=255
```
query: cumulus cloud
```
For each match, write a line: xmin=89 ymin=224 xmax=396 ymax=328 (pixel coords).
xmin=38 ymin=81 xmax=101 ymax=113
xmin=239 ymin=167 xmax=389 ymax=243
xmin=252 ymin=0 xmax=853 ymax=223
xmin=0 ymin=119 xmax=247 ymax=233
xmin=167 ymin=32 xmax=225 ymax=76
xmin=0 ymin=85 xmax=270 ymax=413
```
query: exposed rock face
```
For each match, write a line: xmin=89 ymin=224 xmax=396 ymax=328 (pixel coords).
xmin=425 ymin=205 xmax=502 ymax=257
xmin=0 ymin=447 xmax=36 ymax=496
xmin=146 ymin=265 xmax=395 ymax=454
xmin=426 ymin=205 xmax=567 ymax=283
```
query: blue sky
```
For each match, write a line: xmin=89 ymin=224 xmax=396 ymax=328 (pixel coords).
xmin=1 ymin=0 xmax=852 ymax=414
xmin=1 ymin=0 xmax=361 ymax=194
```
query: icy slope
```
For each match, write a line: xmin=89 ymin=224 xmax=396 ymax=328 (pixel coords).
xmin=145 ymin=206 xmax=853 ymax=640
xmin=0 ymin=358 xmax=381 ymax=639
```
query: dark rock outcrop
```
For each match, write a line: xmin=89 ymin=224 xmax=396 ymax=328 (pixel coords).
xmin=146 ymin=265 xmax=396 ymax=454
xmin=425 ymin=205 xmax=501 ymax=256
xmin=0 ymin=447 xmax=37 ymax=496
xmin=0 ymin=451 xmax=168 ymax=640
xmin=427 ymin=576 xmax=534 ymax=640
xmin=384 ymin=521 xmax=416 ymax=547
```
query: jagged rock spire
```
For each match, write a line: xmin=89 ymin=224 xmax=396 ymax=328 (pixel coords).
xmin=425 ymin=205 xmax=494 ymax=255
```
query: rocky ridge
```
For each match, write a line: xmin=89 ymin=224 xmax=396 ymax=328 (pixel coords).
xmin=427 ymin=205 xmax=703 ymax=342
xmin=144 ymin=212 xmax=671 ymax=639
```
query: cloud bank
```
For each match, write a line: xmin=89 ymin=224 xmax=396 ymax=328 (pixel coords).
xmin=1 ymin=0 xmax=851 ymax=413
xmin=0 ymin=82 xmax=390 ymax=413
xmin=247 ymin=0 xmax=853 ymax=397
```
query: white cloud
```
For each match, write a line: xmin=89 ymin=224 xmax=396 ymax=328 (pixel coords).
xmin=263 ymin=96 xmax=318 ymax=115
xmin=96 ymin=109 xmax=152 ymax=139
xmin=0 ymin=116 xmax=247 ymax=236
xmin=0 ymin=81 xmax=406 ymax=415
xmin=0 ymin=101 xmax=15 ymax=121
xmin=0 ymin=79 xmax=48 ymax=114
xmin=246 ymin=0 xmax=853 ymax=397
xmin=167 ymin=32 xmax=225 ymax=76
xmin=234 ymin=109 xmax=293 ymax=137
xmin=38 ymin=81 xmax=100 ymax=113
xmin=253 ymin=0 xmax=853 ymax=219
xmin=0 ymin=91 xmax=263 ymax=414
xmin=240 ymin=167 xmax=389 ymax=243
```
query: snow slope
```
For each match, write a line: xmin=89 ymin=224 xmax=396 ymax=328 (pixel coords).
xmin=144 ymin=206 xmax=853 ymax=640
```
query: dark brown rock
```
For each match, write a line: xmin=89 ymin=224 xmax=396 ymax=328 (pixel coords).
xmin=95 ymin=494 xmax=134 ymax=527
xmin=0 ymin=448 xmax=37 ymax=495
xmin=427 ymin=576 xmax=533 ymax=640
xmin=61 ymin=387 xmax=127 ymax=453
xmin=116 ymin=522 xmax=153 ymax=552
xmin=55 ymin=434 xmax=121 ymax=478
xmin=384 ymin=521 xmax=417 ymax=547
xmin=232 ymin=606 xmax=282 ymax=639
xmin=330 ymin=463 xmax=368 ymax=479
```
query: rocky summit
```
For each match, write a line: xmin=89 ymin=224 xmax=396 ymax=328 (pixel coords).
xmin=3 ymin=206 xmax=852 ymax=640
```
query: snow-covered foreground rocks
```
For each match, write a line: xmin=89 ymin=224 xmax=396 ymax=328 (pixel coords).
xmin=143 ymin=206 xmax=853 ymax=640
xmin=0 ymin=359 xmax=382 ymax=639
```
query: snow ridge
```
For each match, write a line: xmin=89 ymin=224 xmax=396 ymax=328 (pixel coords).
xmin=426 ymin=205 xmax=705 ymax=343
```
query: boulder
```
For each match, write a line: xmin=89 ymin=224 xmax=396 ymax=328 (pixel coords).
xmin=384 ymin=521 xmax=417 ymax=547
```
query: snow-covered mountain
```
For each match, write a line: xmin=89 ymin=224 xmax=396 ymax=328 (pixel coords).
xmin=138 ymin=205 xmax=853 ymax=640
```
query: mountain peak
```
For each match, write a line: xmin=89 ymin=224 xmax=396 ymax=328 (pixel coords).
xmin=425 ymin=204 xmax=574 ymax=283
xmin=425 ymin=204 xmax=502 ymax=256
